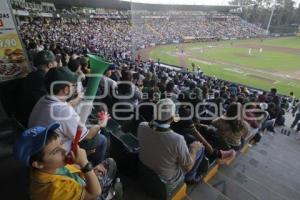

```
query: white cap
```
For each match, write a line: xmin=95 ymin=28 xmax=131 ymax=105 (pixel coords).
xmin=155 ymin=98 xmax=177 ymax=122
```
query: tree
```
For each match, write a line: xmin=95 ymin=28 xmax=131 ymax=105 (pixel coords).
xmin=229 ymin=0 xmax=299 ymax=30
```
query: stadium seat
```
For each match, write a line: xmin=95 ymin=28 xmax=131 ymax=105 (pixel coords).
xmin=0 ymin=117 xmax=29 ymax=199
xmin=109 ymin=131 xmax=139 ymax=175
xmin=138 ymin=161 xmax=187 ymax=200
xmin=105 ymin=118 xmax=122 ymax=133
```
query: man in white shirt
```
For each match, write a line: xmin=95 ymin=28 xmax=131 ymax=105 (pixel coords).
xmin=29 ymin=67 xmax=108 ymax=166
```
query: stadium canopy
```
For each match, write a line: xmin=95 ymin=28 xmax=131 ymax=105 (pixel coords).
xmin=46 ymin=0 xmax=238 ymax=11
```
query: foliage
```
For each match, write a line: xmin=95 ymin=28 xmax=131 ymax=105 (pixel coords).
xmin=229 ymin=0 xmax=300 ymax=31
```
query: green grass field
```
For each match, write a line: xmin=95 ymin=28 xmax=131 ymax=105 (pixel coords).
xmin=149 ymin=37 xmax=300 ymax=97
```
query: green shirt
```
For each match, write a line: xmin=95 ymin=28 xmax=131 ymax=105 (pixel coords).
xmin=56 ymin=166 xmax=86 ymax=186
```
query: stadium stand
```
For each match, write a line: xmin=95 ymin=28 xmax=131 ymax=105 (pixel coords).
xmin=0 ymin=1 xmax=300 ymax=200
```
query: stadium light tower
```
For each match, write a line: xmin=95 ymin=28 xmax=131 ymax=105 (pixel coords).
xmin=266 ymin=0 xmax=276 ymax=35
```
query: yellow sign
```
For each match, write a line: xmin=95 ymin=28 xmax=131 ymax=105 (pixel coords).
xmin=0 ymin=0 xmax=31 ymax=82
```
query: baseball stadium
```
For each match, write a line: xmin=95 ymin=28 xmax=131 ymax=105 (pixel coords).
xmin=147 ymin=37 xmax=300 ymax=97
xmin=0 ymin=0 xmax=300 ymax=200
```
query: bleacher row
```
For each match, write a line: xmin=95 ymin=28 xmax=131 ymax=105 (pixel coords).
xmin=0 ymin=62 xmax=299 ymax=200
xmin=99 ymin=116 xmax=255 ymax=200
xmin=104 ymin=115 xmax=299 ymax=200
xmin=0 ymin=2 xmax=298 ymax=199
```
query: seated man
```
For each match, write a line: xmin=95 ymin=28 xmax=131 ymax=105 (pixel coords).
xmin=17 ymin=50 xmax=58 ymax=126
xmin=138 ymin=98 xmax=205 ymax=189
xmin=29 ymin=67 xmax=108 ymax=166
xmin=14 ymin=123 xmax=116 ymax=200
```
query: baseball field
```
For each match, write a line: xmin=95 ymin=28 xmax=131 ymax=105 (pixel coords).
xmin=146 ymin=37 xmax=300 ymax=97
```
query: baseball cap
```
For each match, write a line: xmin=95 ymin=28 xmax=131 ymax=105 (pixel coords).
xmin=108 ymin=64 xmax=117 ymax=71
xmin=155 ymin=98 xmax=179 ymax=122
xmin=34 ymin=50 xmax=56 ymax=66
xmin=45 ymin=67 xmax=79 ymax=86
xmin=14 ymin=123 xmax=60 ymax=167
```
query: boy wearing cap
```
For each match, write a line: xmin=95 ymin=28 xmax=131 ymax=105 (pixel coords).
xmin=138 ymin=98 xmax=205 ymax=189
xmin=14 ymin=123 xmax=116 ymax=200
xmin=29 ymin=67 xmax=108 ymax=167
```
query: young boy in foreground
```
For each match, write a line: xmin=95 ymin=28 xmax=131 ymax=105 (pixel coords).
xmin=14 ymin=123 xmax=116 ymax=200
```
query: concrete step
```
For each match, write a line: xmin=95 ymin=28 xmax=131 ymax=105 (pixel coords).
xmin=232 ymin=152 xmax=300 ymax=198
xmin=219 ymin=165 xmax=287 ymax=200
xmin=208 ymin=172 xmax=259 ymax=200
xmin=251 ymin=139 xmax=300 ymax=170
xmin=186 ymin=182 xmax=230 ymax=200
xmin=246 ymin=146 xmax=300 ymax=188
xmin=232 ymin=159 xmax=300 ymax=200
xmin=260 ymin=131 xmax=300 ymax=158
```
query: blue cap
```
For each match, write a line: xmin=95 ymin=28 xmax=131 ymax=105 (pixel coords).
xmin=14 ymin=123 xmax=60 ymax=167
xmin=108 ymin=64 xmax=117 ymax=71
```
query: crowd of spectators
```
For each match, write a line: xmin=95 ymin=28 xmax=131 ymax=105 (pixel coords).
xmin=11 ymin=8 xmax=299 ymax=200
xmin=146 ymin=17 xmax=265 ymax=41
xmin=19 ymin=14 xmax=265 ymax=66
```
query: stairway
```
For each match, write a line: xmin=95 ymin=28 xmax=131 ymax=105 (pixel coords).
xmin=186 ymin=124 xmax=300 ymax=200
xmin=122 ymin=113 xmax=300 ymax=200
xmin=145 ymin=23 xmax=164 ymax=40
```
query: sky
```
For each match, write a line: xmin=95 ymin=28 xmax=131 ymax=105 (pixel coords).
xmin=121 ymin=0 xmax=231 ymax=5
xmin=121 ymin=0 xmax=300 ymax=6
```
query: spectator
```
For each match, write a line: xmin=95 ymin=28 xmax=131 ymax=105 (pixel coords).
xmin=117 ymin=70 xmax=142 ymax=106
xmin=212 ymin=103 xmax=249 ymax=150
xmin=17 ymin=50 xmax=58 ymax=127
xmin=14 ymin=123 xmax=116 ymax=200
xmin=138 ymin=98 xmax=206 ymax=188
xmin=291 ymin=101 xmax=300 ymax=129
xmin=28 ymin=67 xmax=108 ymax=166
xmin=288 ymin=91 xmax=296 ymax=111
xmin=161 ymin=81 xmax=178 ymax=102
xmin=171 ymin=103 xmax=236 ymax=161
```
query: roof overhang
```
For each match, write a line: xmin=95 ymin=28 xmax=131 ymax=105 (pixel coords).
xmin=46 ymin=0 xmax=239 ymax=11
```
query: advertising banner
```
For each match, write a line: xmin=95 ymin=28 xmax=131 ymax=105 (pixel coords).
xmin=0 ymin=0 xmax=31 ymax=82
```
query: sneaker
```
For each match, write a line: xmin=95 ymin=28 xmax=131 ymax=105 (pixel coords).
xmin=268 ymin=126 xmax=276 ymax=133
xmin=219 ymin=149 xmax=236 ymax=160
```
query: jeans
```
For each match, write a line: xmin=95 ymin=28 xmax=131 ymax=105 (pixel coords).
xmin=185 ymin=146 xmax=205 ymax=181
xmin=291 ymin=113 xmax=300 ymax=129
xmin=96 ymin=158 xmax=117 ymax=200
xmin=88 ymin=134 xmax=108 ymax=166
xmin=261 ymin=119 xmax=275 ymax=131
